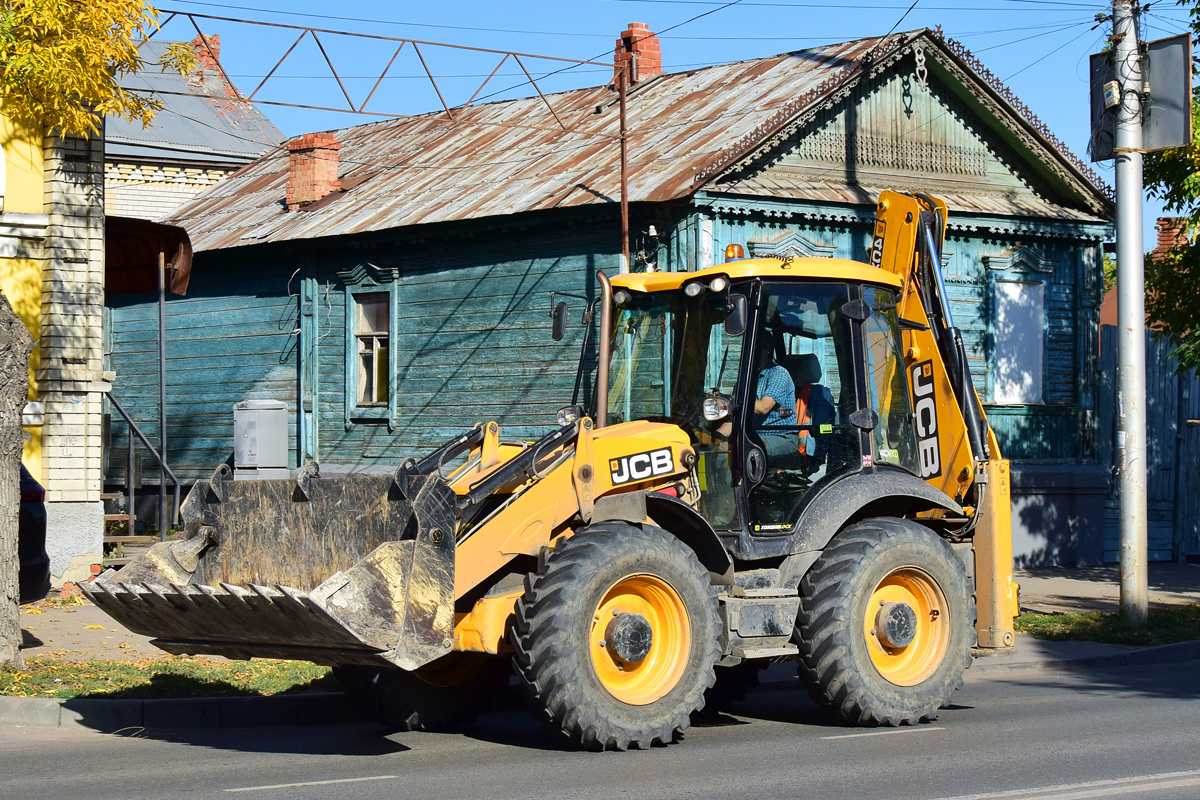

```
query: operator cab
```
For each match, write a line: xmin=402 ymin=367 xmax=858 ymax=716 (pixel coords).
xmin=604 ymin=258 xmax=921 ymax=544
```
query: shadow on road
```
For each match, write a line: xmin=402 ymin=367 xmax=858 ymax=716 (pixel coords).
xmin=121 ymin=721 xmax=411 ymax=756
xmin=991 ymin=658 xmax=1200 ymax=701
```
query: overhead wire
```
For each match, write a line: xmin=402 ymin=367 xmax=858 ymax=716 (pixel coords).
xmin=163 ymin=0 xmax=613 ymax=37
xmin=970 ymin=17 xmax=1096 ymax=53
xmin=142 ymin=0 xmax=1118 ymax=213
xmin=597 ymin=0 xmax=1103 ymax=9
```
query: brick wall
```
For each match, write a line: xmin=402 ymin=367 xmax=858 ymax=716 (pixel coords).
xmin=41 ymin=130 xmax=106 ymax=504
xmin=104 ymin=161 xmax=235 ymax=221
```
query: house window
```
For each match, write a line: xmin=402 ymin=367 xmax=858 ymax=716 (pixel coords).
xmin=354 ymin=292 xmax=389 ymax=406
xmin=992 ymin=280 xmax=1044 ymax=404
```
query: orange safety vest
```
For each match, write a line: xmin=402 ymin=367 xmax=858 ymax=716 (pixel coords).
xmin=796 ymin=384 xmax=812 ymax=455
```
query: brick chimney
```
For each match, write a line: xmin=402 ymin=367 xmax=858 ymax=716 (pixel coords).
xmin=286 ymin=133 xmax=342 ymax=210
xmin=614 ymin=22 xmax=662 ymax=84
xmin=1153 ymin=217 xmax=1188 ymax=261
xmin=190 ymin=34 xmax=221 ymax=74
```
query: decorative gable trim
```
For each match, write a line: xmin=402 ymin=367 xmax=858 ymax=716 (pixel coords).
xmin=701 ymin=31 xmax=1111 ymax=219
xmin=748 ymin=230 xmax=837 ymax=258
xmin=697 ymin=195 xmax=1108 ymax=241
xmin=337 ymin=261 xmax=400 ymax=286
xmin=983 ymin=245 xmax=1057 ymax=274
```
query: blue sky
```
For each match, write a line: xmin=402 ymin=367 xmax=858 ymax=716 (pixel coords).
xmin=150 ymin=0 xmax=1195 ymax=246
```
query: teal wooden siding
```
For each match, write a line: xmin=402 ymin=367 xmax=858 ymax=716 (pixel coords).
xmin=106 ymin=269 xmax=301 ymax=484
xmin=105 ymin=212 xmax=616 ymax=482
xmin=316 ymin=237 xmax=612 ymax=464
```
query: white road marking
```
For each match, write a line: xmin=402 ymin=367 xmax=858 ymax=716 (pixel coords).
xmin=225 ymin=775 xmax=399 ymax=793
xmin=820 ymin=726 xmax=944 ymax=740
xmin=925 ymin=768 xmax=1200 ymax=800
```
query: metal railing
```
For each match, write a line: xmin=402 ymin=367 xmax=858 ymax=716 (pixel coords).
xmin=105 ymin=392 xmax=181 ymax=539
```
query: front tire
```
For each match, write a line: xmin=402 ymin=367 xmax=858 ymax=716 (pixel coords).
xmin=512 ymin=522 xmax=720 ymax=750
xmin=794 ymin=517 xmax=973 ymax=726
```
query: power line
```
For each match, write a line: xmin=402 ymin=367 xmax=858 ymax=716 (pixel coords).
xmin=471 ymin=0 xmax=749 ymax=104
xmin=971 ymin=18 xmax=1095 ymax=53
xmin=597 ymin=0 xmax=1104 ymax=9
xmin=164 ymin=0 xmax=613 ymax=38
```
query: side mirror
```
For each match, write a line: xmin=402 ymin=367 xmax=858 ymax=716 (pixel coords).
xmin=703 ymin=392 xmax=732 ymax=421
xmin=551 ymin=301 xmax=569 ymax=341
xmin=724 ymin=295 xmax=748 ymax=336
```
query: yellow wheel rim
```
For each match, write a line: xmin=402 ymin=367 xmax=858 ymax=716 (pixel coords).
xmin=589 ymin=574 xmax=690 ymax=706
xmin=414 ymin=652 xmax=487 ymax=688
xmin=863 ymin=566 xmax=949 ymax=686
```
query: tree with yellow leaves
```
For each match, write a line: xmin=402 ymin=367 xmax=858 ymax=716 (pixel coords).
xmin=0 ymin=0 xmax=195 ymax=137
xmin=0 ymin=0 xmax=195 ymax=669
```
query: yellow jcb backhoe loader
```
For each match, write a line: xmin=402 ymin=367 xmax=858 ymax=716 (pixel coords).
xmin=84 ymin=191 xmax=1017 ymax=750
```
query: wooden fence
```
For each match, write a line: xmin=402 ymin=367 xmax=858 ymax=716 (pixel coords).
xmin=1097 ymin=326 xmax=1200 ymax=562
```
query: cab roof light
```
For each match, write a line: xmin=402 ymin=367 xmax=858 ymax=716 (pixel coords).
xmin=724 ymin=244 xmax=745 ymax=262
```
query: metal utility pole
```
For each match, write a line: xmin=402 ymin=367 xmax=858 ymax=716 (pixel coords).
xmin=1113 ymin=0 xmax=1148 ymax=624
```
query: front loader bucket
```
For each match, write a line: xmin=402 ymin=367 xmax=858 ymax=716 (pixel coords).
xmin=81 ymin=465 xmax=459 ymax=670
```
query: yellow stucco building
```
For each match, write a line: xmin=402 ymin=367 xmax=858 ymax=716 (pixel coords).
xmin=1 ymin=106 xmax=109 ymax=586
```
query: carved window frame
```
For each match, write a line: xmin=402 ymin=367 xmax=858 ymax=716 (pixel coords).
xmin=982 ymin=246 xmax=1054 ymax=405
xmin=342 ymin=263 xmax=399 ymax=430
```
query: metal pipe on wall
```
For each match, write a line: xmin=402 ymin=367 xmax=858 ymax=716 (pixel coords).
xmin=157 ymin=240 xmax=167 ymax=539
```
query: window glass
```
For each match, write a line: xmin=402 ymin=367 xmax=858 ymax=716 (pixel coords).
xmin=605 ymin=287 xmax=744 ymax=529
xmin=747 ymin=283 xmax=859 ymax=530
xmin=992 ymin=280 xmax=1044 ymax=404
xmin=862 ymin=286 xmax=918 ymax=473
xmin=355 ymin=292 xmax=389 ymax=406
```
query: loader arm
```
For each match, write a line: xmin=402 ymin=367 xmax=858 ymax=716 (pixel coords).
xmin=871 ymin=190 xmax=1017 ymax=652
xmin=82 ymin=418 xmax=697 ymax=669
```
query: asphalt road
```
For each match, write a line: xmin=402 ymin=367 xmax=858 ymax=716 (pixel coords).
xmin=3 ymin=661 xmax=1199 ymax=800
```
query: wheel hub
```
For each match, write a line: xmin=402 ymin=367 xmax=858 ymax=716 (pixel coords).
xmin=605 ymin=612 xmax=653 ymax=663
xmin=874 ymin=602 xmax=918 ymax=649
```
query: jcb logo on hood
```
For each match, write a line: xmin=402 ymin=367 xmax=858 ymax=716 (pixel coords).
xmin=911 ymin=360 xmax=942 ymax=479
xmin=610 ymin=448 xmax=674 ymax=486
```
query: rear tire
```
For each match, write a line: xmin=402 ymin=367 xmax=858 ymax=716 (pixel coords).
xmin=512 ymin=522 xmax=720 ymax=750
xmin=335 ymin=652 xmax=510 ymax=732
xmin=794 ymin=517 xmax=973 ymax=726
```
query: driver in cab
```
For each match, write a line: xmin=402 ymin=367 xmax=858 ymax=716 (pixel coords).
xmin=714 ymin=335 xmax=798 ymax=457
xmin=752 ymin=334 xmax=798 ymax=457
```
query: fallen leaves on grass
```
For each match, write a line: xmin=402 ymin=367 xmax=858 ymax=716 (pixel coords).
xmin=1016 ymin=604 xmax=1200 ymax=646
xmin=0 ymin=656 xmax=337 ymax=699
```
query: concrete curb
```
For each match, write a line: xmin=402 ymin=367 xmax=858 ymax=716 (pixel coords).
xmin=0 ymin=692 xmax=366 ymax=731
xmin=5 ymin=641 xmax=1199 ymax=731
xmin=970 ymin=640 xmax=1200 ymax=674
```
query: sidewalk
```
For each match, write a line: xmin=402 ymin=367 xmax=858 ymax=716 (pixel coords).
xmin=1015 ymin=562 xmax=1200 ymax=613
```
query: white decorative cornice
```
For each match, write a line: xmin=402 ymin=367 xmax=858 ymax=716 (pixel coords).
xmin=0 ymin=213 xmax=49 ymax=259
xmin=983 ymin=245 xmax=1058 ymax=274
xmin=748 ymin=230 xmax=837 ymax=259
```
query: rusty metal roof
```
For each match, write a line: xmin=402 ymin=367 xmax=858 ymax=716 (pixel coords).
xmin=165 ymin=30 xmax=1110 ymax=253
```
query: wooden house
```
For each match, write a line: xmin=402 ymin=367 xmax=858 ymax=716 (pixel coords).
xmin=109 ymin=27 xmax=1116 ymax=565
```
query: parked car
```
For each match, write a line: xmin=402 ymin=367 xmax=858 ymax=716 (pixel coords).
xmin=19 ymin=465 xmax=50 ymax=604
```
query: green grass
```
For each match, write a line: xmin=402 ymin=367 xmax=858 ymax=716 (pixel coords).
xmin=0 ymin=656 xmax=339 ymax=699
xmin=1016 ymin=604 xmax=1200 ymax=647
